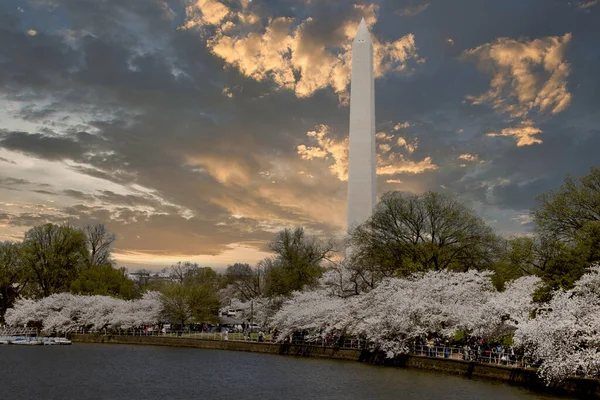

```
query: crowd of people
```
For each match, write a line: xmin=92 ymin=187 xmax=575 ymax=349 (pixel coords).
xmin=415 ymin=336 xmax=523 ymax=366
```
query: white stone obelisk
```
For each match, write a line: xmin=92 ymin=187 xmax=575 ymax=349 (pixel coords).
xmin=347 ymin=18 xmax=376 ymax=236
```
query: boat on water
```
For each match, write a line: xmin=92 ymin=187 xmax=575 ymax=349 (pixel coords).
xmin=42 ymin=337 xmax=72 ymax=345
xmin=53 ymin=337 xmax=72 ymax=345
xmin=10 ymin=337 xmax=43 ymax=345
xmin=0 ymin=334 xmax=72 ymax=345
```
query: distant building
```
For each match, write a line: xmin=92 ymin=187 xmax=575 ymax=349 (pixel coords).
xmin=126 ymin=270 xmax=177 ymax=282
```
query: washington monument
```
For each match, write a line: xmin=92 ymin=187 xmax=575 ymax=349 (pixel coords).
xmin=347 ymin=18 xmax=376 ymax=234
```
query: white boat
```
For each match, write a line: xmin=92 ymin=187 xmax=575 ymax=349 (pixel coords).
xmin=53 ymin=337 xmax=72 ymax=345
xmin=0 ymin=340 xmax=9 ymax=345
xmin=10 ymin=337 xmax=43 ymax=345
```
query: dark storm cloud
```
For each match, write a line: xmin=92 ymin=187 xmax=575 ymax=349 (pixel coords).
xmin=32 ymin=189 xmax=55 ymax=195
xmin=27 ymin=0 xmax=182 ymax=39
xmin=1 ymin=10 xmax=255 ymax=226
xmin=0 ymin=177 xmax=30 ymax=186
xmin=0 ymin=130 xmax=86 ymax=160
xmin=61 ymin=204 xmax=113 ymax=223
xmin=18 ymin=104 xmax=58 ymax=121
xmin=289 ymin=0 xmax=376 ymax=45
xmin=62 ymin=189 xmax=94 ymax=201
xmin=0 ymin=9 xmax=78 ymax=91
xmin=487 ymin=123 xmax=600 ymax=208
xmin=2 ymin=0 xmax=341 ymax=163
xmin=372 ymin=0 xmax=600 ymax=213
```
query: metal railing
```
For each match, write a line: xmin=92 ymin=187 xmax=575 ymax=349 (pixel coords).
xmin=0 ymin=327 xmax=38 ymax=336
xmin=72 ymin=329 xmax=530 ymax=368
xmin=75 ymin=329 xmax=275 ymax=343
xmin=412 ymin=344 xmax=526 ymax=367
xmin=73 ymin=329 xmax=372 ymax=348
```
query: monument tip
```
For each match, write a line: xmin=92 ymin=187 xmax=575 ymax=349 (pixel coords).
xmin=354 ymin=18 xmax=371 ymax=43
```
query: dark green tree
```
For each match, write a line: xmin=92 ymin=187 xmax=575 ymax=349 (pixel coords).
xmin=264 ymin=227 xmax=335 ymax=297
xmin=22 ymin=224 xmax=88 ymax=297
xmin=187 ymin=283 xmax=220 ymax=322
xmin=70 ymin=264 xmax=136 ymax=299
xmin=348 ymin=191 xmax=503 ymax=282
xmin=185 ymin=267 xmax=220 ymax=321
xmin=532 ymin=167 xmax=600 ymax=243
xmin=0 ymin=241 xmax=28 ymax=322
xmin=527 ymin=167 xmax=600 ymax=298
xmin=160 ymin=283 xmax=192 ymax=326
xmin=159 ymin=265 xmax=221 ymax=324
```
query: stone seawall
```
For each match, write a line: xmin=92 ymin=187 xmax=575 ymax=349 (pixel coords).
xmin=361 ymin=351 xmax=600 ymax=397
xmin=71 ymin=334 xmax=362 ymax=361
xmin=71 ymin=334 xmax=599 ymax=398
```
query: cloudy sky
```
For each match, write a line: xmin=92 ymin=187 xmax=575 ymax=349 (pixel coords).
xmin=1 ymin=0 xmax=599 ymax=271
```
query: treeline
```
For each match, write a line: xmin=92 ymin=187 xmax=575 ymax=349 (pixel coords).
xmin=0 ymin=222 xmax=334 ymax=325
xmin=224 ymin=167 xmax=600 ymax=307
xmin=0 ymin=224 xmax=134 ymax=322
xmin=1 ymin=167 xmax=598 ymax=325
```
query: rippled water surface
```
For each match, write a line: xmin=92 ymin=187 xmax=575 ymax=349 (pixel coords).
xmin=0 ymin=344 xmax=568 ymax=400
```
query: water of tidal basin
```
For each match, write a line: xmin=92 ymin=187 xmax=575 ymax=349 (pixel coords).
xmin=0 ymin=344 xmax=567 ymax=400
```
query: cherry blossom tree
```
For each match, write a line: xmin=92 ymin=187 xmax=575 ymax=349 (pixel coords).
xmin=513 ymin=264 xmax=600 ymax=383
xmin=5 ymin=292 xmax=162 ymax=333
xmin=344 ymin=270 xmax=495 ymax=357
xmin=229 ymin=296 xmax=286 ymax=326
xmin=272 ymin=288 xmax=348 ymax=341
xmin=272 ymin=270 xmax=496 ymax=357
xmin=474 ymin=275 xmax=542 ymax=339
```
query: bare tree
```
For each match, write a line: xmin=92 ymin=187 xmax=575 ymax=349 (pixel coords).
xmin=83 ymin=224 xmax=116 ymax=268
xmin=170 ymin=261 xmax=199 ymax=283
xmin=224 ymin=263 xmax=265 ymax=301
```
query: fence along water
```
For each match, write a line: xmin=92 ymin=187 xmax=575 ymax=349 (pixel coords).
xmin=72 ymin=328 xmax=539 ymax=370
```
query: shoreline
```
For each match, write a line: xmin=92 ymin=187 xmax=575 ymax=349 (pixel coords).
xmin=71 ymin=334 xmax=599 ymax=399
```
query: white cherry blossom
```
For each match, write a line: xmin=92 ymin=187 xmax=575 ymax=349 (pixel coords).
xmin=5 ymin=292 xmax=162 ymax=333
